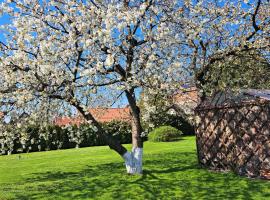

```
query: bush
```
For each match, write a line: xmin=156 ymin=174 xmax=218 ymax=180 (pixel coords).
xmin=148 ymin=126 xmax=182 ymax=142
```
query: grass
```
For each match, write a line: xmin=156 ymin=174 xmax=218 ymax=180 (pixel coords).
xmin=0 ymin=136 xmax=269 ymax=200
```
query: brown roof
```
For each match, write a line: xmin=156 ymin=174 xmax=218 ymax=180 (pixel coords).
xmin=54 ymin=107 xmax=132 ymax=126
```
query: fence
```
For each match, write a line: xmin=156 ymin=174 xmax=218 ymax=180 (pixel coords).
xmin=195 ymin=102 xmax=270 ymax=180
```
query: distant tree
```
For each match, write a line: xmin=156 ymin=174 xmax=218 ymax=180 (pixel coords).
xmin=202 ymin=51 xmax=270 ymax=95
xmin=139 ymin=90 xmax=194 ymax=135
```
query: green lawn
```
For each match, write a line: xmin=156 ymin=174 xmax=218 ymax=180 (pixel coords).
xmin=0 ymin=136 xmax=269 ymax=200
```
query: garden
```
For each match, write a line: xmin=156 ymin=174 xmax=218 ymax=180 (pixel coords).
xmin=1 ymin=136 xmax=269 ymax=200
xmin=0 ymin=1 xmax=270 ymax=199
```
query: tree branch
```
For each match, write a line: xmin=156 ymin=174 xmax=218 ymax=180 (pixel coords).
xmin=246 ymin=0 xmax=261 ymax=41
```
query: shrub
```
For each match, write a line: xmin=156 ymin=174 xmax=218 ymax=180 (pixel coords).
xmin=148 ymin=126 xmax=182 ymax=142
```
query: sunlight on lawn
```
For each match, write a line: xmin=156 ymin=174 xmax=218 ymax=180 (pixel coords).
xmin=0 ymin=136 xmax=269 ymax=200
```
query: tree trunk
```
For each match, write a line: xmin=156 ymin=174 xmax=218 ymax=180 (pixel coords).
xmin=72 ymin=95 xmax=144 ymax=174
xmin=122 ymin=145 xmax=143 ymax=174
xmin=123 ymin=90 xmax=144 ymax=174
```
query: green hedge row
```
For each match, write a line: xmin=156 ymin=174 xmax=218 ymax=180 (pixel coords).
xmin=3 ymin=121 xmax=132 ymax=155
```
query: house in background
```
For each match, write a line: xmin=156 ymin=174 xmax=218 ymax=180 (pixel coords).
xmin=54 ymin=107 xmax=132 ymax=127
xmin=170 ymin=87 xmax=200 ymax=124
xmin=172 ymin=87 xmax=200 ymax=110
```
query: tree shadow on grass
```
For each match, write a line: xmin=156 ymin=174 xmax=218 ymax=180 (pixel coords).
xmin=13 ymin=152 xmax=270 ymax=200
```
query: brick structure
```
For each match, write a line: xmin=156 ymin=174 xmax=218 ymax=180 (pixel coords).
xmin=195 ymin=90 xmax=270 ymax=180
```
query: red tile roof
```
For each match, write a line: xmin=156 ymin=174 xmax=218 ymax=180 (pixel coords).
xmin=54 ymin=116 xmax=83 ymax=127
xmin=89 ymin=107 xmax=131 ymax=123
xmin=54 ymin=107 xmax=132 ymax=126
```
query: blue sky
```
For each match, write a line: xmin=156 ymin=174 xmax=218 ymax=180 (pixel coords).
xmin=0 ymin=13 xmax=10 ymax=42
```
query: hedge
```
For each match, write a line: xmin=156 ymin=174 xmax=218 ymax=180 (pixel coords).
xmin=1 ymin=121 xmax=132 ymax=155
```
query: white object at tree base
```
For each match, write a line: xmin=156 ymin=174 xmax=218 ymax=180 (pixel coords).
xmin=123 ymin=147 xmax=143 ymax=174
